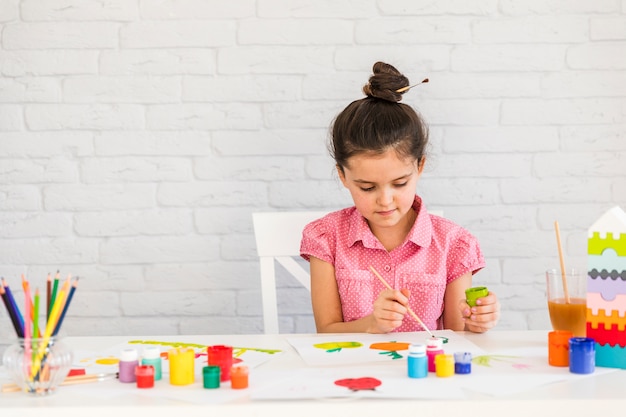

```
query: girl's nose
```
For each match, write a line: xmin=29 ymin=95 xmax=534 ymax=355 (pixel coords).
xmin=377 ymin=188 xmax=393 ymax=206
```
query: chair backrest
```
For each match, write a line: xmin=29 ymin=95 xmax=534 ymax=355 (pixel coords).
xmin=252 ymin=209 xmax=443 ymax=334
xmin=252 ymin=211 xmax=328 ymax=334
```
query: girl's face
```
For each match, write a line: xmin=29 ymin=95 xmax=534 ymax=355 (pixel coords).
xmin=338 ymin=149 xmax=424 ymax=232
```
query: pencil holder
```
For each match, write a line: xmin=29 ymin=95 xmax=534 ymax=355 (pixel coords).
xmin=2 ymin=337 xmax=73 ymax=395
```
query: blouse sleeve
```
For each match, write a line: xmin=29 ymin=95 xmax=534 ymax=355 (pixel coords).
xmin=446 ymin=229 xmax=485 ymax=283
xmin=300 ymin=217 xmax=336 ymax=265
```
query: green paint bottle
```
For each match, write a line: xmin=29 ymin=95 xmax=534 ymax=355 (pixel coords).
xmin=141 ymin=345 xmax=162 ymax=381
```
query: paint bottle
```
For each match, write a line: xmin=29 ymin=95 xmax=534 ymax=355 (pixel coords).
xmin=230 ymin=365 xmax=249 ymax=389
xmin=435 ymin=354 xmax=454 ymax=377
xmin=548 ymin=330 xmax=573 ymax=367
xmin=141 ymin=345 xmax=163 ymax=380
xmin=465 ymin=286 xmax=489 ymax=307
xmin=169 ymin=347 xmax=195 ymax=385
xmin=135 ymin=365 xmax=155 ymax=388
xmin=454 ymin=352 xmax=472 ymax=374
xmin=426 ymin=337 xmax=444 ymax=373
xmin=207 ymin=345 xmax=233 ymax=382
xmin=118 ymin=348 xmax=139 ymax=383
xmin=569 ymin=337 xmax=595 ymax=374
xmin=202 ymin=366 xmax=221 ymax=389
xmin=407 ymin=344 xmax=428 ymax=378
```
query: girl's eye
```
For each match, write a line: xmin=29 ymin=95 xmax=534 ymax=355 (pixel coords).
xmin=360 ymin=186 xmax=375 ymax=192
xmin=394 ymin=182 xmax=408 ymax=188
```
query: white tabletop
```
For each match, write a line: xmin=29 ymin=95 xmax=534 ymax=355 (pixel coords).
xmin=1 ymin=330 xmax=624 ymax=417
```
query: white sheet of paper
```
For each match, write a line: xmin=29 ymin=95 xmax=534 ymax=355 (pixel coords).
xmin=287 ymin=330 xmax=484 ymax=366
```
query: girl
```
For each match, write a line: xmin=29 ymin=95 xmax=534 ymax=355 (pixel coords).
xmin=300 ymin=62 xmax=500 ymax=334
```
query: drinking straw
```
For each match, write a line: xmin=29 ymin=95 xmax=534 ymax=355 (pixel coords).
xmin=53 ymin=277 xmax=78 ymax=336
xmin=554 ymin=221 xmax=571 ymax=304
xmin=368 ymin=265 xmax=435 ymax=337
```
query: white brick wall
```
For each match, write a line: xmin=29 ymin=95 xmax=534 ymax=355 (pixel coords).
xmin=1 ymin=1 xmax=625 ymax=349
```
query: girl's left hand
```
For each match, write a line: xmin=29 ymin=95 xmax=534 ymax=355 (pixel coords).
xmin=462 ymin=291 xmax=500 ymax=333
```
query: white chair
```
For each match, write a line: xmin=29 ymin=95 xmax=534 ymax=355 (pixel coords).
xmin=252 ymin=211 xmax=328 ymax=334
xmin=252 ymin=209 xmax=443 ymax=334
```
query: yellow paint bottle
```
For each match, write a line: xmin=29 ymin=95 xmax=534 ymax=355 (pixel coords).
xmin=435 ymin=354 xmax=454 ymax=378
xmin=169 ymin=347 xmax=195 ymax=385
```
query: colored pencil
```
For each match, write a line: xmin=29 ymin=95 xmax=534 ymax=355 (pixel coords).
xmin=22 ymin=276 xmax=33 ymax=370
xmin=46 ymin=273 xmax=52 ymax=318
xmin=49 ymin=271 xmax=60 ymax=317
xmin=0 ymin=273 xmax=79 ymax=386
xmin=368 ymin=265 xmax=435 ymax=337
xmin=30 ymin=278 xmax=69 ymax=380
xmin=1 ymin=278 xmax=24 ymax=337
xmin=22 ymin=275 xmax=34 ymax=336
xmin=53 ymin=277 xmax=78 ymax=336
xmin=1 ymin=284 xmax=23 ymax=338
xmin=33 ymin=289 xmax=40 ymax=338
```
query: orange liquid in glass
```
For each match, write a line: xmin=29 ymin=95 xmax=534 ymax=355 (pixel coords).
xmin=548 ymin=297 xmax=587 ymax=337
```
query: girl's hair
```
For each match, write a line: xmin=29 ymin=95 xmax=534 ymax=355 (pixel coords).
xmin=330 ymin=61 xmax=429 ymax=172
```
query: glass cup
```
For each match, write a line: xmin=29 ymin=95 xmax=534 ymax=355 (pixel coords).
xmin=2 ymin=337 xmax=73 ymax=395
xmin=546 ymin=269 xmax=587 ymax=337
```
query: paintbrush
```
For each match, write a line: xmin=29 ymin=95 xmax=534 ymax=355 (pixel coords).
xmin=369 ymin=265 xmax=435 ymax=338
xmin=1 ymin=372 xmax=119 ymax=393
xmin=396 ymin=78 xmax=429 ymax=93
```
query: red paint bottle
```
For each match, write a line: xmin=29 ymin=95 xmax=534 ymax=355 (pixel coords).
xmin=135 ymin=365 xmax=155 ymax=388
xmin=207 ymin=345 xmax=233 ymax=382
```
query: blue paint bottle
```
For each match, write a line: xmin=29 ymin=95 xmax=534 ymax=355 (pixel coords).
xmin=569 ymin=337 xmax=595 ymax=374
xmin=407 ymin=344 xmax=427 ymax=378
xmin=454 ymin=352 xmax=472 ymax=374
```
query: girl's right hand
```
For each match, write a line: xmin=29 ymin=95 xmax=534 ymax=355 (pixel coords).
xmin=369 ymin=289 xmax=410 ymax=333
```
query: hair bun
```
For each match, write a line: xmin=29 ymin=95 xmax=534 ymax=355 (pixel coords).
xmin=362 ymin=61 xmax=409 ymax=103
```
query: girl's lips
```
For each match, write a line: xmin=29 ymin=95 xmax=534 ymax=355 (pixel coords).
xmin=377 ymin=209 xmax=396 ymax=217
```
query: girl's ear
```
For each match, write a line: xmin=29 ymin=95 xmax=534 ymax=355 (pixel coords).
xmin=336 ymin=164 xmax=348 ymax=187
xmin=417 ymin=157 xmax=426 ymax=176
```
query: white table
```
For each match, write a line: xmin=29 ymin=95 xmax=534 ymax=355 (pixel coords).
xmin=1 ymin=331 xmax=624 ymax=417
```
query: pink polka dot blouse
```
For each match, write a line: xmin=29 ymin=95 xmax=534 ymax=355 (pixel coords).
xmin=300 ymin=195 xmax=485 ymax=332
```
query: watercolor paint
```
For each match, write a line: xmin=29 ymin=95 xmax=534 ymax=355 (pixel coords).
xmin=118 ymin=348 xmax=138 ymax=383
xmin=207 ymin=345 xmax=233 ymax=382
xmin=407 ymin=344 xmax=427 ymax=378
xmin=230 ymin=365 xmax=249 ymax=389
xmin=169 ymin=347 xmax=195 ymax=385
xmin=202 ymin=366 xmax=220 ymax=389
xmin=435 ymin=354 xmax=454 ymax=377
xmin=135 ymin=365 xmax=154 ymax=388
xmin=426 ymin=338 xmax=444 ymax=372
